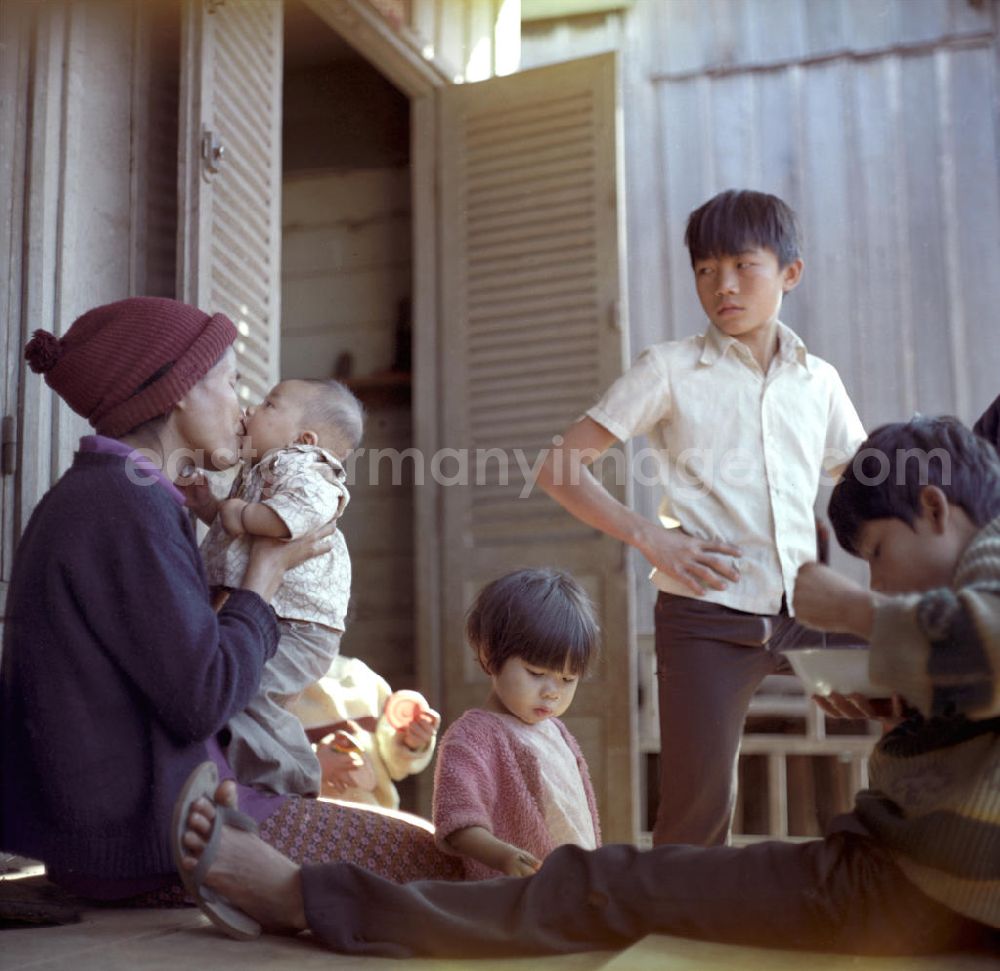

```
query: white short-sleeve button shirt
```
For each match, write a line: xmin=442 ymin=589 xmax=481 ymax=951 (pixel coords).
xmin=587 ymin=322 xmax=866 ymax=615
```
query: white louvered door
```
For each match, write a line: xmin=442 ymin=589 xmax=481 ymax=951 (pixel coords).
xmin=438 ymin=54 xmax=637 ymax=840
xmin=178 ymin=0 xmax=283 ymax=405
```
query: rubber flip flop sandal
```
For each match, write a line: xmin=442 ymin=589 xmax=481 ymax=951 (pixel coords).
xmin=170 ymin=761 xmax=262 ymax=940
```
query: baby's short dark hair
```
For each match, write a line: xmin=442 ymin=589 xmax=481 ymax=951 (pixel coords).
xmin=466 ymin=569 xmax=599 ymax=678
xmin=685 ymin=189 xmax=801 ymax=268
xmin=830 ymin=416 xmax=1000 ymax=556
xmin=301 ymin=379 xmax=364 ymax=454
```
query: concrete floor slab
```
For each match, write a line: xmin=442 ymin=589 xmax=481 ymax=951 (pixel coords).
xmin=605 ymin=933 xmax=998 ymax=970
xmin=5 ymin=904 xmax=997 ymax=971
xmin=2 ymin=905 xmax=616 ymax=971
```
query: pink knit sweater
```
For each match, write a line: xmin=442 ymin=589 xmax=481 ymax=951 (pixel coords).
xmin=432 ymin=709 xmax=601 ymax=880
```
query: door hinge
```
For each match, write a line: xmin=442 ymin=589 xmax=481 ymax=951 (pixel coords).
xmin=2 ymin=416 xmax=16 ymax=477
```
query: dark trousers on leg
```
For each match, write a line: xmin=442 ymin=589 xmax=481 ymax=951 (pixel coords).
xmin=301 ymin=829 xmax=984 ymax=958
xmin=652 ymin=592 xmax=819 ymax=846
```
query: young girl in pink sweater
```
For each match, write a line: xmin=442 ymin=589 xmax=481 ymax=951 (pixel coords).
xmin=433 ymin=569 xmax=602 ymax=879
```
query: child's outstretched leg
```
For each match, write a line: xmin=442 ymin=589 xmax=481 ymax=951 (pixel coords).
xmin=177 ymin=782 xmax=982 ymax=956
xmin=301 ymin=835 xmax=979 ymax=958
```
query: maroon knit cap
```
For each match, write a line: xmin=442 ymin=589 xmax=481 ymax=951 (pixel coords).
xmin=24 ymin=297 xmax=237 ymax=438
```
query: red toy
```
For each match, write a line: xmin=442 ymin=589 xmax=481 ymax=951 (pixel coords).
xmin=384 ymin=689 xmax=428 ymax=731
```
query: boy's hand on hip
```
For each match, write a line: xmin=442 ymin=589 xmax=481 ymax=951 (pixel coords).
xmin=642 ymin=525 xmax=741 ymax=596
xmin=793 ymin=562 xmax=876 ymax=639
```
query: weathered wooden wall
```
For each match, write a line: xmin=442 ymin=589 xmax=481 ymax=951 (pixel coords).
xmin=281 ymin=52 xmax=416 ymax=694
xmin=281 ymin=166 xmax=416 ymax=692
xmin=282 ymin=169 xmax=411 ymax=380
xmin=1 ymin=0 xmax=181 ymax=598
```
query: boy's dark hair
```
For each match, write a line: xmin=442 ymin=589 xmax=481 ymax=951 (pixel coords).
xmin=829 ymin=416 xmax=1000 ymax=556
xmin=973 ymin=393 xmax=1000 ymax=454
xmin=466 ymin=568 xmax=599 ymax=678
xmin=302 ymin=379 xmax=364 ymax=453
xmin=685 ymin=189 xmax=801 ymax=268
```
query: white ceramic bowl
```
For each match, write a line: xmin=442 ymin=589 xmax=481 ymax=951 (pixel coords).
xmin=785 ymin=647 xmax=884 ymax=697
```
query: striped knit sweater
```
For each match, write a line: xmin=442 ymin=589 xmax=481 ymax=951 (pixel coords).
xmin=856 ymin=515 xmax=1000 ymax=928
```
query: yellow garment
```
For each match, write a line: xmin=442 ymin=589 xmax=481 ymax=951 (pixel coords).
xmin=291 ymin=656 xmax=436 ymax=810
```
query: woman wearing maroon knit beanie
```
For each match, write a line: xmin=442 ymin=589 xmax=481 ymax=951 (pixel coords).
xmin=0 ymin=297 xmax=458 ymax=924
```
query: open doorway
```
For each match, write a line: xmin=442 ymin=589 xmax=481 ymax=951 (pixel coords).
xmin=281 ymin=1 xmax=419 ymax=807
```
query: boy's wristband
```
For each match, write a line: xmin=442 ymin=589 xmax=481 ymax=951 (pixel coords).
xmin=240 ymin=502 xmax=250 ymax=533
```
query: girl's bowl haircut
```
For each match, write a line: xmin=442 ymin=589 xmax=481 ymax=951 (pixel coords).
xmin=466 ymin=569 xmax=600 ymax=677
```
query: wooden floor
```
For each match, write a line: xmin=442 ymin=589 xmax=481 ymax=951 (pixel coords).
xmin=4 ymin=897 xmax=997 ymax=971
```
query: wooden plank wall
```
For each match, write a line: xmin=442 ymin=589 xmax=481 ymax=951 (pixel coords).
xmin=1 ymin=0 xmax=180 ymax=641
xmin=524 ymin=0 xmax=1000 ymax=632
xmin=282 ymin=169 xmax=411 ymax=381
xmin=281 ymin=43 xmax=416 ymax=691
xmin=281 ymin=167 xmax=416 ymax=693
xmin=8 ymin=0 xmax=182 ymax=518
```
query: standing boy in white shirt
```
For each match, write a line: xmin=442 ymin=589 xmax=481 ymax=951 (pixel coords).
xmin=537 ymin=189 xmax=866 ymax=845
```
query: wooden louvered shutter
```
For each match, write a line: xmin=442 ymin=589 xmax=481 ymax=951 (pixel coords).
xmin=178 ymin=0 xmax=282 ymax=404
xmin=438 ymin=54 xmax=637 ymax=841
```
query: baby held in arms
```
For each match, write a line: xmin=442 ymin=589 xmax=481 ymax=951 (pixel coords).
xmin=189 ymin=378 xmax=364 ymax=796
xmin=433 ymin=569 xmax=602 ymax=879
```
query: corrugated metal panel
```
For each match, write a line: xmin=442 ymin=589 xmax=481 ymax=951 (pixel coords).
xmin=648 ymin=0 xmax=989 ymax=76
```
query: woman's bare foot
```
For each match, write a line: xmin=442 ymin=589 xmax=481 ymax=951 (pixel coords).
xmin=178 ymin=779 xmax=308 ymax=934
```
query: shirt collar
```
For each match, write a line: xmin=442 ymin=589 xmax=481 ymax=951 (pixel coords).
xmin=255 ymin=442 xmax=343 ymax=466
xmin=698 ymin=321 xmax=811 ymax=371
xmin=79 ymin=435 xmax=186 ymax=506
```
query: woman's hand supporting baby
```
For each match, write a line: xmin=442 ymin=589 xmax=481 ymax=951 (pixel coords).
xmin=240 ymin=520 xmax=339 ymax=604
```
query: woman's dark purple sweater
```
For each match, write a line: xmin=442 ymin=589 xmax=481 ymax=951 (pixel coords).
xmin=0 ymin=444 xmax=279 ymax=886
